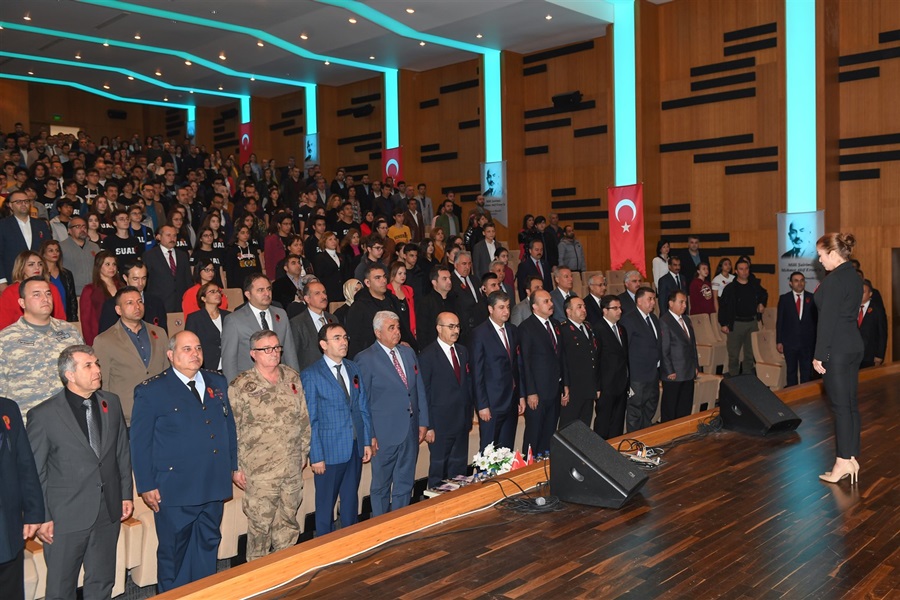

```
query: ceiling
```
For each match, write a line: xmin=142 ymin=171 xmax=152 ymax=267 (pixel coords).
xmin=0 ymin=0 xmax=628 ymax=108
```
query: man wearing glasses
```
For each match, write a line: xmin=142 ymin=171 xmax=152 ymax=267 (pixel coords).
xmin=229 ymin=330 xmax=310 ymax=559
xmin=300 ymin=323 xmax=374 ymax=535
xmin=0 ymin=190 xmax=52 ymax=293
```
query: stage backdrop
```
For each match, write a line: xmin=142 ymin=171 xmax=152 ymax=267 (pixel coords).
xmin=481 ymin=161 xmax=507 ymax=227
xmin=777 ymin=210 xmax=825 ymax=294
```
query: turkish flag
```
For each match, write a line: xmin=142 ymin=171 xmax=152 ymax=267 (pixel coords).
xmin=382 ymin=146 xmax=402 ymax=183
xmin=608 ymin=183 xmax=646 ymax=277
xmin=238 ymin=123 xmax=252 ymax=165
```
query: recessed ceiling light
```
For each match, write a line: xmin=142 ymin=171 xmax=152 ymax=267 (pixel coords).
xmin=257 ymin=41 xmax=264 ymax=47
xmin=134 ymin=33 xmax=141 ymax=40
xmin=75 ymin=53 xmax=82 ymax=60
xmin=476 ymin=33 xmax=483 ymax=39
xmin=155 ymin=69 xmax=162 ymax=76
xmin=163 ymin=97 xmax=168 ymax=102
xmin=103 ymin=41 xmax=109 ymax=47
xmin=23 ymin=13 xmax=32 ymax=21
xmin=406 ymin=8 xmax=415 ymax=14
xmin=103 ymin=84 xmax=110 ymax=90
xmin=369 ymin=56 xmax=375 ymax=60
xmin=219 ymin=52 xmax=227 ymax=60
xmin=324 ymin=60 xmax=330 ymax=65
xmin=545 ymin=14 xmax=553 ymax=20
xmin=184 ymin=60 xmax=192 ymax=66
xmin=348 ymin=18 xmax=357 ymax=24
xmin=419 ymin=41 xmax=425 ymax=46
xmin=128 ymin=76 xmax=134 ymax=81
xmin=300 ymin=33 xmax=308 ymax=40
xmin=250 ymin=77 xmax=255 ymax=81
xmin=189 ymin=90 xmax=194 ymax=94
xmin=218 ymin=84 xmax=224 ymax=90
xmin=27 ymin=71 xmax=34 ymax=75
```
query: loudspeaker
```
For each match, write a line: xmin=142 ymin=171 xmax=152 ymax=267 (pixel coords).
xmin=550 ymin=421 xmax=648 ymax=509
xmin=106 ymin=109 xmax=127 ymax=120
xmin=719 ymin=374 xmax=802 ymax=436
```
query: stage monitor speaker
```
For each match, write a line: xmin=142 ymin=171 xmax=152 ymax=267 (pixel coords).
xmin=107 ymin=109 xmax=127 ymax=120
xmin=550 ymin=421 xmax=648 ymax=509
xmin=719 ymin=374 xmax=802 ymax=436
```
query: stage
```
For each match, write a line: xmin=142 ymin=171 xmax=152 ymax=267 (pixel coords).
xmin=163 ymin=366 xmax=900 ymax=599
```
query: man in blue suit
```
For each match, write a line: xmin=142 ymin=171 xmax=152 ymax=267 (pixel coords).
xmin=775 ymin=271 xmax=818 ymax=386
xmin=356 ymin=311 xmax=429 ymax=516
xmin=130 ymin=330 xmax=238 ymax=593
xmin=0 ymin=191 xmax=52 ymax=291
xmin=300 ymin=323 xmax=374 ymax=536
xmin=619 ymin=287 xmax=662 ymax=432
xmin=419 ymin=312 xmax=473 ymax=487
xmin=471 ymin=291 xmax=525 ymax=452
xmin=0 ymin=398 xmax=43 ymax=600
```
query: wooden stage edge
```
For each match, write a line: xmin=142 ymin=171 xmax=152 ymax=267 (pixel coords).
xmin=160 ymin=364 xmax=900 ymax=600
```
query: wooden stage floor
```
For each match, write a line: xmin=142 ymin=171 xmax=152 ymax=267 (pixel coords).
xmin=259 ymin=371 xmax=899 ymax=600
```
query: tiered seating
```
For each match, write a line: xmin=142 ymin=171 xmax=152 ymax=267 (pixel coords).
xmin=223 ymin=288 xmax=245 ymax=310
xmin=751 ymin=329 xmax=787 ymax=390
xmin=689 ymin=314 xmax=728 ymax=374
xmin=166 ymin=311 xmax=186 ymax=335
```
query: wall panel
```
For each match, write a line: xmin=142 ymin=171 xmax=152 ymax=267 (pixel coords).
xmin=317 ymin=76 xmax=384 ymax=182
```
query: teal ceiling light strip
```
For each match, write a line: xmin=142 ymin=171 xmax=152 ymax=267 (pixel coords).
xmin=316 ymin=0 xmax=502 ymax=161
xmin=785 ymin=0 xmax=816 ymax=213
xmin=610 ymin=0 xmax=637 ymax=186
xmin=0 ymin=72 xmax=193 ymax=112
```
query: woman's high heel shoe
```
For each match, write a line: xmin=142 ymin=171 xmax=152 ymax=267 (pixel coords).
xmin=820 ymin=460 xmax=857 ymax=485
xmin=850 ymin=457 xmax=860 ymax=483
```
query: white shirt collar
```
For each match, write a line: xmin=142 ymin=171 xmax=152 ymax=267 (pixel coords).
xmin=171 ymin=368 xmax=206 ymax=400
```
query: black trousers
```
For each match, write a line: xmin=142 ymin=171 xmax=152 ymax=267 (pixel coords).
xmin=427 ymin=429 xmax=469 ymax=487
xmin=660 ymin=379 xmax=695 ymax=422
xmin=559 ymin=394 xmax=594 ymax=431
xmin=594 ymin=390 xmax=627 ymax=440
xmin=0 ymin=549 xmax=24 ymax=600
xmin=523 ymin=391 xmax=561 ymax=455
xmin=822 ymin=351 xmax=864 ymax=458
xmin=784 ymin=344 xmax=814 ymax=386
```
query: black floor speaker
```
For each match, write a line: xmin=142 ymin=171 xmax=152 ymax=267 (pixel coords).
xmin=719 ymin=374 xmax=802 ymax=436
xmin=550 ymin=421 xmax=649 ymax=509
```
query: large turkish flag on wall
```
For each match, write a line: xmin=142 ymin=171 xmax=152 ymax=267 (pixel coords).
xmin=239 ymin=123 xmax=252 ymax=165
xmin=608 ymin=183 xmax=646 ymax=277
xmin=382 ymin=146 xmax=402 ymax=183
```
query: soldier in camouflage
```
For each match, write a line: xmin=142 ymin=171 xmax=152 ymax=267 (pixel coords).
xmin=0 ymin=277 xmax=83 ymax=418
xmin=229 ymin=329 xmax=311 ymax=561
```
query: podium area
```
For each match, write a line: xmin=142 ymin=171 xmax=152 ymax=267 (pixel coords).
xmin=159 ymin=365 xmax=900 ymax=599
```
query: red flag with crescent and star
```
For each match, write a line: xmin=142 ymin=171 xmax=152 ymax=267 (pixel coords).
xmin=239 ymin=123 xmax=253 ymax=165
xmin=382 ymin=146 xmax=403 ymax=183
xmin=608 ymin=183 xmax=646 ymax=277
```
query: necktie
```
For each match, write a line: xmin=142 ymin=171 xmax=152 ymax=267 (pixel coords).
xmin=319 ymin=316 xmax=327 ymax=329
xmin=260 ymin=311 xmax=269 ymax=330
xmin=167 ymin=249 xmax=176 ymax=276
xmin=450 ymin=346 xmax=461 ymax=383
xmin=679 ymin=316 xmax=690 ymax=338
xmin=536 ymin=260 xmax=544 ymax=278
xmin=390 ymin=349 xmax=408 ymax=388
xmin=545 ymin=320 xmax=558 ymax=353
xmin=580 ymin=324 xmax=589 ymax=339
xmin=858 ymin=306 xmax=864 ymax=327
xmin=499 ymin=326 xmax=511 ymax=357
xmin=796 ymin=294 xmax=802 ymax=317
xmin=675 ymin=275 xmax=680 ymax=288
xmin=645 ymin=315 xmax=657 ymax=338
xmin=187 ymin=380 xmax=203 ymax=405
xmin=82 ymin=399 xmax=100 ymax=458
xmin=612 ymin=324 xmax=622 ymax=345
xmin=334 ymin=364 xmax=350 ymax=401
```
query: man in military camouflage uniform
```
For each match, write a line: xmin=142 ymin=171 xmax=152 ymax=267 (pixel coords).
xmin=0 ymin=276 xmax=83 ymax=417
xmin=229 ymin=329 xmax=311 ymax=561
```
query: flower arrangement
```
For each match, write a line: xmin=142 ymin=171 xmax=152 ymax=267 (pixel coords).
xmin=472 ymin=443 xmax=514 ymax=475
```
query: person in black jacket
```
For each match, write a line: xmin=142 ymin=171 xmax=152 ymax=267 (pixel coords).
xmin=813 ymin=233 xmax=864 ymax=485
xmin=557 ymin=296 xmax=600 ymax=430
xmin=858 ymin=279 xmax=887 ymax=369
xmin=717 ymin=259 xmax=767 ymax=376
xmin=344 ymin=264 xmax=415 ymax=358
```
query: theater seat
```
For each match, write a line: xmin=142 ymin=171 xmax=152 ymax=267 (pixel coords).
xmin=166 ymin=312 xmax=186 ymax=335
xmin=606 ymin=270 xmax=625 ymax=285
xmin=751 ymin=330 xmax=787 ymax=390
xmin=761 ymin=307 xmax=777 ymax=331
xmin=223 ymin=288 xmax=244 ymax=310
xmin=693 ymin=373 xmax=722 ymax=414
xmin=689 ymin=314 xmax=728 ymax=373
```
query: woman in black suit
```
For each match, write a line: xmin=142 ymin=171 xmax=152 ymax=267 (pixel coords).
xmin=313 ymin=231 xmax=347 ymax=303
xmin=184 ymin=282 xmax=231 ymax=372
xmin=813 ymin=232 xmax=864 ymax=485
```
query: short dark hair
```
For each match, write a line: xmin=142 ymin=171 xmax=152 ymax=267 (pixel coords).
xmin=487 ymin=290 xmax=510 ymax=308
xmin=789 ymin=271 xmax=804 ymax=280
xmin=635 ymin=286 xmax=656 ymax=301
xmin=430 ymin=264 xmax=451 ymax=282
xmin=480 ymin=272 xmax=499 ymax=286
xmin=364 ymin=264 xmax=386 ymax=282
xmin=563 ymin=294 xmax=581 ymax=312
xmin=115 ymin=285 xmax=141 ymax=304
xmin=667 ymin=289 xmax=687 ymax=304
xmin=600 ymin=294 xmax=621 ymax=310
xmin=318 ymin=322 xmax=346 ymax=344
xmin=667 ymin=255 xmax=681 ymax=266
xmin=19 ymin=276 xmax=48 ymax=299
xmin=242 ymin=272 xmax=267 ymax=293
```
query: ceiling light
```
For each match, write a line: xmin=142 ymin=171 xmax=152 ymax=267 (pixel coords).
xmin=419 ymin=41 xmax=425 ymax=46
xmin=189 ymin=90 xmax=194 ymax=94
xmin=545 ymin=14 xmax=553 ymax=20
xmin=155 ymin=69 xmax=162 ymax=76
xmin=219 ymin=52 xmax=227 ymax=60
xmin=103 ymin=41 xmax=109 ymax=47
xmin=27 ymin=71 xmax=34 ymax=75
xmin=324 ymin=61 xmax=330 ymax=66
xmin=128 ymin=76 xmax=134 ymax=80
xmin=250 ymin=77 xmax=255 ymax=81
xmin=348 ymin=18 xmax=357 ymax=24
xmin=184 ymin=60 xmax=192 ymax=66
xmin=23 ymin=13 xmax=32 ymax=21
xmin=218 ymin=84 xmax=224 ymax=90
xmin=163 ymin=97 xmax=168 ymax=102
xmin=134 ymin=33 xmax=141 ymax=40
xmin=406 ymin=8 xmax=415 ymax=14
xmin=476 ymin=33 xmax=483 ymax=39
xmin=369 ymin=56 xmax=375 ymax=60
xmin=300 ymin=33 xmax=308 ymax=40
xmin=75 ymin=53 xmax=82 ymax=60
xmin=103 ymin=84 xmax=110 ymax=90
xmin=257 ymin=41 xmax=264 ymax=47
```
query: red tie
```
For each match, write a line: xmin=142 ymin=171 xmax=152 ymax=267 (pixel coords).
xmin=167 ymin=249 xmax=177 ymax=276
xmin=536 ymin=260 xmax=543 ymax=278
xmin=796 ymin=294 xmax=801 ymax=316
xmin=450 ymin=346 xmax=461 ymax=383
xmin=390 ymin=349 xmax=408 ymax=388
xmin=858 ymin=306 xmax=864 ymax=327
xmin=545 ymin=321 xmax=558 ymax=353
xmin=680 ymin=317 xmax=690 ymax=338
xmin=499 ymin=326 xmax=511 ymax=357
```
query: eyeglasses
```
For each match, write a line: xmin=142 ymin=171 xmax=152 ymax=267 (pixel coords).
xmin=251 ymin=345 xmax=283 ymax=354
xmin=438 ymin=323 xmax=460 ymax=330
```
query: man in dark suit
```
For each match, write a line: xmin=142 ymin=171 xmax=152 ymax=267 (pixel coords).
xmin=775 ymin=271 xmax=818 ymax=385
xmin=471 ymin=291 xmax=525 ymax=452
xmin=0 ymin=398 xmax=43 ymax=600
xmin=519 ymin=290 xmax=567 ymax=454
xmin=659 ymin=290 xmax=699 ymax=422
xmin=417 ymin=265 xmax=457 ymax=348
xmin=557 ymin=296 xmax=601 ymax=430
xmin=677 ymin=235 xmax=708 ymax=283
xmin=301 ymin=323 xmax=374 ymax=536
xmin=98 ymin=259 xmax=168 ymax=334
xmin=356 ymin=311 xmax=429 ymax=516
xmin=594 ymin=295 xmax=629 ymax=439
xmin=858 ymin=279 xmax=887 ymax=369
xmin=472 ymin=272 xmax=501 ymax=327
xmin=584 ymin=273 xmax=608 ymax=330
xmin=130 ymin=331 xmax=238 ymax=592
xmin=619 ymin=287 xmax=662 ymax=432
xmin=0 ymin=191 xmax=52 ymax=290
xmin=618 ymin=270 xmax=643 ymax=316
xmin=656 ymin=256 xmax=689 ymax=312
xmin=516 ymin=238 xmax=552 ymax=302
xmin=290 ymin=280 xmax=338 ymax=372
xmin=419 ymin=312 xmax=473 ymax=487
xmin=143 ymin=224 xmax=192 ymax=313
xmin=550 ymin=266 xmax=576 ymax=322
xmin=27 ymin=345 xmax=133 ymax=600
xmin=449 ymin=251 xmax=481 ymax=347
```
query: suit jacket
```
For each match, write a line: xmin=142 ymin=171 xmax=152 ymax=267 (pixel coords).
xmin=98 ymin=292 xmax=168 ymax=335
xmin=509 ymin=299 xmax=532 ymax=326
xmin=558 ymin=320 xmax=600 ymax=401
xmin=550 ymin=288 xmax=573 ymax=323
xmin=584 ymin=294 xmax=605 ymax=330
xmin=775 ymin=291 xmax=817 ymax=350
xmin=0 ymin=216 xmax=52 ymax=283
xmin=356 ymin=343 xmax=429 ymax=447
xmin=130 ymin=369 xmax=237 ymax=506
xmin=595 ymin=318 xmax=630 ymax=396
xmin=858 ymin=301 xmax=887 ymax=364
xmin=95 ymin=320 xmax=170 ymax=424
xmin=471 ymin=239 xmax=496 ymax=281
xmin=677 ymin=250 xmax=709 ymax=284
xmin=313 ymin=252 xmax=348 ymax=304
xmin=471 ymin=319 xmax=525 ymax=415
xmin=185 ymin=308 xmax=231 ymax=371
xmin=402 ymin=210 xmax=426 ymax=243
xmin=416 ymin=292 xmax=456 ymax=348
xmin=659 ymin=311 xmax=699 ymax=381
xmin=221 ymin=303 xmax=300 ymax=383
xmin=27 ymin=389 xmax=132 ymax=534
xmin=515 ymin=257 xmax=553 ymax=302
xmin=0 ymin=398 xmax=43 ymax=563
xmin=144 ymin=245 xmax=193 ymax=313
xmin=618 ymin=290 xmax=638 ymax=316
xmin=450 ymin=272 xmax=481 ymax=345
xmin=300 ymin=357 xmax=373 ymax=465
xmin=813 ymin=261 xmax=864 ymax=361
xmin=419 ymin=342 xmax=473 ymax=439
xmin=656 ymin=272 xmax=689 ymax=307
xmin=290 ymin=309 xmax=338 ymax=372
xmin=620 ymin=309 xmax=662 ymax=383
xmin=519 ymin=315 xmax=568 ymax=400
xmin=272 ymin=275 xmax=302 ymax=310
